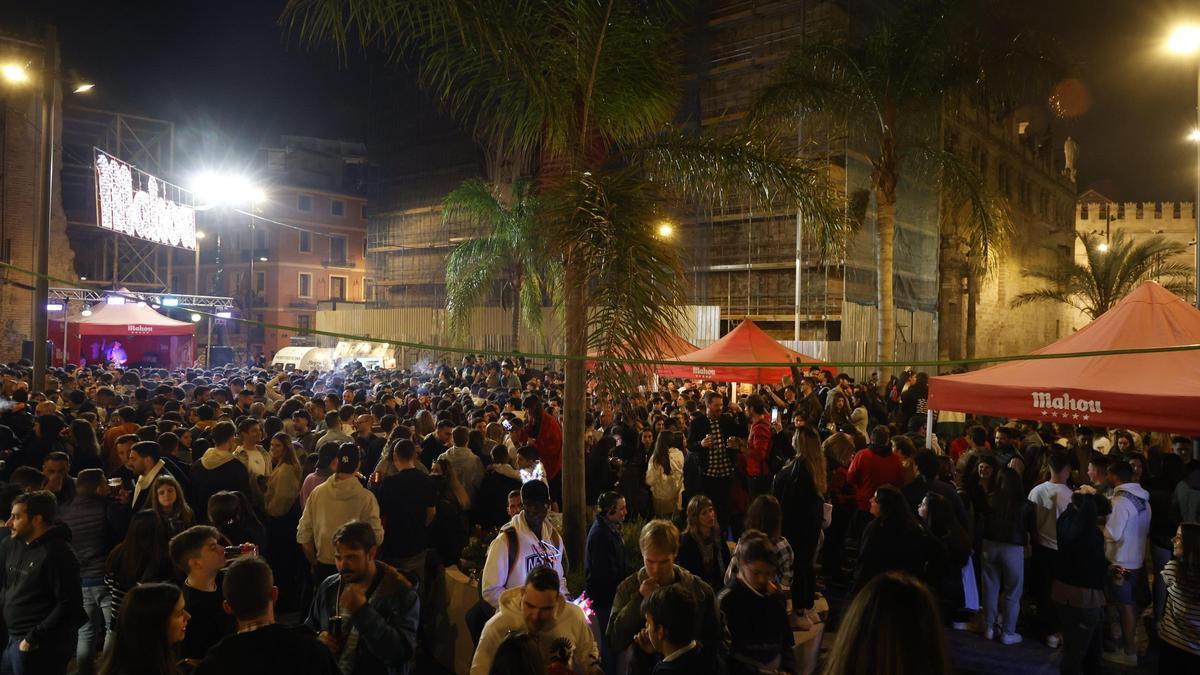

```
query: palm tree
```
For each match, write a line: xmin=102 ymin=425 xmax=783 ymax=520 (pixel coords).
xmin=442 ymin=178 xmax=555 ymax=350
xmin=1012 ymin=229 xmax=1192 ymax=319
xmin=753 ymin=0 xmax=1058 ymax=378
xmin=284 ymin=0 xmax=843 ymax=565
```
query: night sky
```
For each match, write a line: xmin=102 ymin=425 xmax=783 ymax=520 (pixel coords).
xmin=6 ymin=0 xmax=1200 ymax=201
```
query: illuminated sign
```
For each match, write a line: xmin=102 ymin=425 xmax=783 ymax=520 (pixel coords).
xmin=95 ymin=148 xmax=196 ymax=250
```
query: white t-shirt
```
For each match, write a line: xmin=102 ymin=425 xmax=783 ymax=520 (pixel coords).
xmin=1027 ymin=481 xmax=1073 ymax=550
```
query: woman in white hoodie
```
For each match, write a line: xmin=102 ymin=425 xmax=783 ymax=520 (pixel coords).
xmin=645 ymin=431 xmax=685 ymax=518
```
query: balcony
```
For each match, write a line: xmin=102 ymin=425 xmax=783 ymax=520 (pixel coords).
xmin=288 ymin=299 xmax=318 ymax=310
xmin=321 ymin=257 xmax=355 ymax=269
xmin=239 ymin=248 xmax=271 ymax=262
xmin=243 ymin=293 xmax=267 ymax=308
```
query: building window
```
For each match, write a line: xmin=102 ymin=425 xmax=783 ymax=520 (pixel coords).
xmin=329 ymin=275 xmax=347 ymax=301
xmin=299 ymin=230 xmax=312 ymax=253
xmin=254 ymin=271 xmax=265 ymax=293
xmin=297 ymin=194 xmax=313 ymax=212
xmin=329 ymin=235 xmax=347 ymax=264
xmin=360 ymin=204 xmax=367 ymax=220
xmin=297 ymin=314 xmax=311 ymax=334
xmin=298 ymin=272 xmax=312 ymax=298
xmin=331 ymin=199 xmax=345 ymax=217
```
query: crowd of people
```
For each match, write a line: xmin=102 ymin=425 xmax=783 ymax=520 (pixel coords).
xmin=0 ymin=356 xmax=1197 ymax=675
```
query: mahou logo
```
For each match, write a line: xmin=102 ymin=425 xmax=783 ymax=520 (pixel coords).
xmin=692 ymin=366 xmax=716 ymax=378
xmin=1031 ymin=392 xmax=1102 ymax=420
xmin=127 ymin=324 xmax=154 ymax=334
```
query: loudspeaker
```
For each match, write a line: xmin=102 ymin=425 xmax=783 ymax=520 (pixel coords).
xmin=20 ymin=340 xmax=55 ymax=361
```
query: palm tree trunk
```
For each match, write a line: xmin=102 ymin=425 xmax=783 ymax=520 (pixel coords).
xmin=511 ymin=272 xmax=523 ymax=351
xmin=966 ymin=268 xmax=979 ymax=363
xmin=937 ymin=237 xmax=965 ymax=368
xmin=876 ymin=184 xmax=897 ymax=383
xmin=561 ymin=256 xmax=588 ymax=571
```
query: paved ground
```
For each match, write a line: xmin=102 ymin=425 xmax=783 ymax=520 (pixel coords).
xmin=818 ymin=581 xmax=1159 ymax=675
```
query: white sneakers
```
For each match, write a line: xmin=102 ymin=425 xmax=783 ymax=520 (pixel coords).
xmin=982 ymin=626 xmax=1022 ymax=646
xmin=999 ymin=633 xmax=1023 ymax=646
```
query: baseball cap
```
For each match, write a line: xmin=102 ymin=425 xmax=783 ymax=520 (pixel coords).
xmin=336 ymin=443 xmax=360 ymax=473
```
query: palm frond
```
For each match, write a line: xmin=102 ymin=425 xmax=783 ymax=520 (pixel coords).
xmin=1013 ymin=228 xmax=1193 ymax=319
xmin=542 ymin=168 xmax=688 ymax=392
xmin=444 ymin=238 xmax=511 ymax=341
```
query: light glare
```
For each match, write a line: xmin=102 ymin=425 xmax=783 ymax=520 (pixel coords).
xmin=1 ymin=63 xmax=29 ymax=84
xmin=192 ymin=172 xmax=265 ymax=209
xmin=656 ymin=221 xmax=675 ymax=238
xmin=1167 ymin=25 xmax=1200 ymax=54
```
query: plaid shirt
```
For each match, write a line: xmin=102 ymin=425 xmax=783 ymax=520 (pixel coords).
xmin=703 ymin=415 xmax=734 ymax=478
xmin=724 ymin=536 xmax=795 ymax=590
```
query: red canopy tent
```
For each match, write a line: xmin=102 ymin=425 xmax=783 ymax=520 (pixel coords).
xmin=50 ymin=301 xmax=196 ymax=369
xmin=657 ymin=319 xmax=833 ymax=384
xmin=587 ymin=330 xmax=699 ymax=371
xmin=928 ymin=281 xmax=1200 ymax=435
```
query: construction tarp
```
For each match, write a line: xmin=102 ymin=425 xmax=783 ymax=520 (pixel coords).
xmin=928 ymin=281 xmax=1200 ymax=435
xmin=657 ymin=319 xmax=832 ymax=384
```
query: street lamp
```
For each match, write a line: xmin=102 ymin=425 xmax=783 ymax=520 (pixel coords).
xmin=195 ymin=230 xmax=206 ymax=295
xmin=1 ymin=63 xmax=29 ymax=83
xmin=655 ymin=221 xmax=675 ymax=238
xmin=1166 ymin=23 xmax=1200 ymax=308
xmin=1167 ymin=23 xmax=1200 ymax=463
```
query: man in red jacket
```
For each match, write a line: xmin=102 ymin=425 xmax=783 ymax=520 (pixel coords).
xmin=515 ymin=394 xmax=563 ymax=505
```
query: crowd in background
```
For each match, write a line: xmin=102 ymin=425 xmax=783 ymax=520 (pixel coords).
xmin=0 ymin=355 xmax=1197 ymax=675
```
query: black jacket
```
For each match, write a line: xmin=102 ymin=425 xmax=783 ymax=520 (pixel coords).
xmin=677 ymin=532 xmax=730 ymax=592
xmin=0 ymin=523 xmax=85 ymax=646
xmin=191 ymin=457 xmax=253 ymax=524
xmin=771 ymin=458 xmax=824 ymax=556
xmin=853 ymin=517 xmax=936 ymax=593
xmin=686 ymin=412 xmax=744 ymax=475
xmin=1055 ymin=500 xmax=1107 ymax=591
xmin=717 ymin=580 xmax=795 ymax=675
xmin=585 ymin=515 xmax=629 ymax=610
xmin=195 ymin=623 xmax=338 ymax=675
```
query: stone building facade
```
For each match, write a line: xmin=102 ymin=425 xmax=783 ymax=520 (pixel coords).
xmin=0 ymin=75 xmax=77 ymax=362
xmin=1075 ymin=189 xmax=1197 ymax=304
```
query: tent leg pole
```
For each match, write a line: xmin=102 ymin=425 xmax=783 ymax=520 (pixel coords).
xmin=925 ymin=409 xmax=934 ymax=451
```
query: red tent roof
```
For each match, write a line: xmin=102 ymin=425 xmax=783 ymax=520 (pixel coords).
xmin=928 ymin=281 xmax=1200 ymax=434
xmin=587 ymin=330 xmax=699 ymax=370
xmin=657 ymin=319 xmax=832 ymax=384
xmin=73 ymin=301 xmax=195 ymax=337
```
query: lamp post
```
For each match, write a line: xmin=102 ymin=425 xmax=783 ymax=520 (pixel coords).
xmin=195 ymin=230 xmax=205 ymax=295
xmin=1167 ymin=24 xmax=1200 ymax=307
xmin=1167 ymin=24 xmax=1200 ymax=462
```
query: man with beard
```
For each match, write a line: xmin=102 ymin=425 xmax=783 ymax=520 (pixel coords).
xmin=305 ymin=520 xmax=419 ymax=675
xmin=0 ymin=490 xmax=84 ymax=675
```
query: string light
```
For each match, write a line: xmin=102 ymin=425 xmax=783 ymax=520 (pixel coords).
xmin=96 ymin=150 xmax=197 ymax=250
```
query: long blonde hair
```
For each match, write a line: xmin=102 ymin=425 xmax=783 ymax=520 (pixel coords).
xmin=795 ymin=426 xmax=827 ymax=496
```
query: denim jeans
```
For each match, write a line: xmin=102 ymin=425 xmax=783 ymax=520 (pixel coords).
xmin=1 ymin=634 xmax=72 ymax=675
xmin=1055 ymin=603 xmax=1102 ymax=675
xmin=76 ymin=583 xmax=112 ymax=675
xmin=981 ymin=539 xmax=1024 ymax=635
